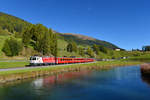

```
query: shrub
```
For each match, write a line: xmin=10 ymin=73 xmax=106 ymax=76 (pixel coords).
xmin=2 ymin=37 xmax=23 ymax=56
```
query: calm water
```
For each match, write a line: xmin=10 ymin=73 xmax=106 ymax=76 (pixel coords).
xmin=0 ymin=66 xmax=150 ymax=100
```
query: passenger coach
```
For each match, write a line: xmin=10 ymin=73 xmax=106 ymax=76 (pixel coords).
xmin=30 ymin=56 xmax=95 ymax=66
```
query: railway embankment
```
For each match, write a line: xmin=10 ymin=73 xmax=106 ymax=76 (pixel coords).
xmin=0 ymin=61 xmax=142 ymax=84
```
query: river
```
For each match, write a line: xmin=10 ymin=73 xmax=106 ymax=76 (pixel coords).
xmin=0 ymin=65 xmax=150 ymax=100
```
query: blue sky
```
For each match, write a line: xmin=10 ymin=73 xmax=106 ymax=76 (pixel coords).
xmin=0 ymin=0 xmax=150 ymax=50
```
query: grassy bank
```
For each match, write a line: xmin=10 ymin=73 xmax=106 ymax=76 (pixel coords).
xmin=0 ymin=61 xmax=142 ymax=75
xmin=0 ymin=61 xmax=29 ymax=69
xmin=0 ymin=61 xmax=143 ymax=84
xmin=127 ymin=54 xmax=150 ymax=62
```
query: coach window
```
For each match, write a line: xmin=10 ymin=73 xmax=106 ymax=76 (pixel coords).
xmin=33 ymin=58 xmax=36 ymax=60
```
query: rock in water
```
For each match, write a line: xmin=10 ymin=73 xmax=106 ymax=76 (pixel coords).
xmin=141 ymin=63 xmax=150 ymax=77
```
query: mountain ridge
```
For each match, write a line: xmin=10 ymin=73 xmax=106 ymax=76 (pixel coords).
xmin=63 ymin=33 xmax=96 ymax=41
xmin=60 ymin=33 xmax=120 ymax=49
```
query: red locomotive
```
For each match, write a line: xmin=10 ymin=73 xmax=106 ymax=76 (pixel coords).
xmin=30 ymin=56 xmax=95 ymax=66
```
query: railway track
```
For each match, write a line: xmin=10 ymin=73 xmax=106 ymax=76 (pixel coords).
xmin=0 ymin=62 xmax=95 ymax=72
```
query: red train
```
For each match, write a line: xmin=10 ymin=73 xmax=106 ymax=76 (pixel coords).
xmin=30 ymin=56 xmax=95 ymax=66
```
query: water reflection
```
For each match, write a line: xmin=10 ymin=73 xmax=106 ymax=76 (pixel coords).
xmin=1 ymin=66 xmax=150 ymax=100
xmin=32 ymin=78 xmax=43 ymax=89
xmin=32 ymin=70 xmax=91 ymax=89
xmin=141 ymin=75 xmax=150 ymax=86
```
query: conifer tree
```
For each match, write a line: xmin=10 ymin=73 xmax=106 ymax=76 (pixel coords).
xmin=99 ymin=45 xmax=108 ymax=54
xmin=92 ymin=44 xmax=100 ymax=55
xmin=78 ymin=47 xmax=84 ymax=56
xmin=87 ymin=47 xmax=94 ymax=58
xmin=22 ymin=25 xmax=33 ymax=47
xmin=67 ymin=43 xmax=73 ymax=52
xmin=53 ymin=33 xmax=58 ymax=57
xmin=72 ymin=42 xmax=77 ymax=52
xmin=21 ymin=23 xmax=58 ymax=56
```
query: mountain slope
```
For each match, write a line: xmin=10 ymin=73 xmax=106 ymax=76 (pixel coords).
xmin=0 ymin=12 xmax=120 ymax=51
xmin=60 ymin=33 xmax=119 ymax=49
xmin=0 ymin=12 xmax=31 ymax=33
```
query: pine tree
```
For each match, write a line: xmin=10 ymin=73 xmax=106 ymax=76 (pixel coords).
xmin=99 ymin=45 xmax=108 ymax=54
xmin=67 ymin=43 xmax=73 ymax=52
xmin=66 ymin=41 xmax=77 ymax=53
xmin=78 ymin=47 xmax=84 ymax=56
xmin=72 ymin=42 xmax=77 ymax=52
xmin=30 ymin=24 xmax=48 ymax=54
xmin=43 ymin=31 xmax=50 ymax=55
xmin=87 ymin=47 xmax=94 ymax=58
xmin=92 ymin=44 xmax=100 ymax=55
xmin=22 ymin=25 xmax=33 ymax=47
xmin=21 ymin=23 xmax=58 ymax=56
xmin=53 ymin=33 xmax=58 ymax=57
xmin=142 ymin=46 xmax=150 ymax=51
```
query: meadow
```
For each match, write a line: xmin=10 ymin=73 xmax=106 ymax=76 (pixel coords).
xmin=0 ymin=61 xmax=29 ymax=69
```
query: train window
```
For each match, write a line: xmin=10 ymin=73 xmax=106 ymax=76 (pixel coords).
xmin=31 ymin=58 xmax=36 ymax=60
xmin=30 ymin=57 xmax=35 ymax=60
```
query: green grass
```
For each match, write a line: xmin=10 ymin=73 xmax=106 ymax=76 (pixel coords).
xmin=0 ymin=61 xmax=143 ymax=75
xmin=57 ymin=39 xmax=83 ymax=57
xmin=0 ymin=61 xmax=29 ymax=69
xmin=127 ymin=54 xmax=150 ymax=62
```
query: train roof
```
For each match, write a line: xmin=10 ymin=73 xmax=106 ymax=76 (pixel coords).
xmin=30 ymin=56 xmax=94 ymax=59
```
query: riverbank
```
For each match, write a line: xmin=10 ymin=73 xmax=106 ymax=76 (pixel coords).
xmin=0 ymin=61 xmax=142 ymax=84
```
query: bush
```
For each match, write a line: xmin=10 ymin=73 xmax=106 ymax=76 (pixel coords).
xmin=2 ymin=37 xmax=23 ymax=56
